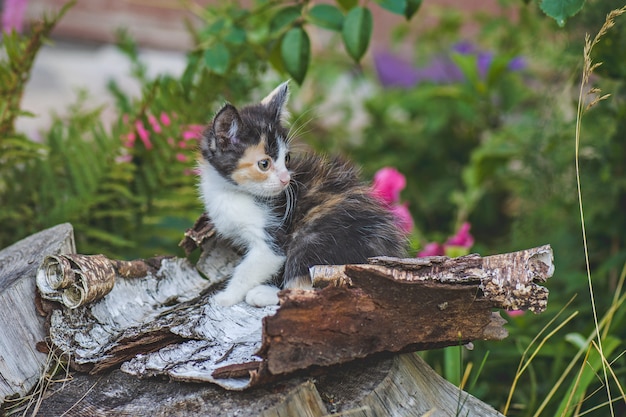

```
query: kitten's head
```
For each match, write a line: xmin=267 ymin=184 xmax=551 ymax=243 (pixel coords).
xmin=201 ymin=82 xmax=292 ymax=197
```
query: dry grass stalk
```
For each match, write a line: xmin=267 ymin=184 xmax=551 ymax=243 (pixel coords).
xmin=574 ymin=6 xmax=626 ymax=417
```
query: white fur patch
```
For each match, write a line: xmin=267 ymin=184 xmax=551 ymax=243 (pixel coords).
xmin=200 ymin=161 xmax=285 ymax=307
xmin=245 ymin=285 xmax=280 ymax=307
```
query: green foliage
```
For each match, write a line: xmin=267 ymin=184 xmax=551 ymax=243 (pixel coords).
xmin=193 ymin=1 xmax=419 ymax=85
xmin=540 ymin=0 xmax=587 ymax=27
xmin=292 ymin=2 xmax=626 ymax=415
xmin=2 ymin=0 xmax=625 ymax=415
xmin=342 ymin=6 xmax=373 ymax=62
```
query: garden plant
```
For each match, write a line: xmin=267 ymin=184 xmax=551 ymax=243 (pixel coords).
xmin=1 ymin=0 xmax=625 ymax=415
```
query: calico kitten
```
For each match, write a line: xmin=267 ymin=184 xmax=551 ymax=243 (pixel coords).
xmin=199 ymin=82 xmax=406 ymax=307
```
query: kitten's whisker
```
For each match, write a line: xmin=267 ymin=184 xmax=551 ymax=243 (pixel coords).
xmin=287 ymin=109 xmax=318 ymax=144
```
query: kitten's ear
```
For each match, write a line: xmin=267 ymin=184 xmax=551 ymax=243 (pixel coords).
xmin=261 ymin=81 xmax=290 ymax=124
xmin=205 ymin=104 xmax=242 ymax=153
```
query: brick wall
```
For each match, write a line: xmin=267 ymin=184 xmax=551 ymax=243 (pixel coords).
xmin=24 ymin=0 xmax=513 ymax=51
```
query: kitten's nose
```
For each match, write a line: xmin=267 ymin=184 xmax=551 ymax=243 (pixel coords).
xmin=279 ymin=171 xmax=291 ymax=185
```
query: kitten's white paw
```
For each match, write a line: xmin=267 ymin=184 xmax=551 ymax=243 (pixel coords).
xmin=213 ymin=289 xmax=244 ymax=307
xmin=245 ymin=285 xmax=279 ymax=307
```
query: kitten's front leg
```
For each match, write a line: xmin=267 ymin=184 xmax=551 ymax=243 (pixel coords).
xmin=213 ymin=246 xmax=285 ymax=307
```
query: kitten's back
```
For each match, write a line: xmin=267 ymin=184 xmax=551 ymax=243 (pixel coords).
xmin=278 ymin=153 xmax=407 ymax=286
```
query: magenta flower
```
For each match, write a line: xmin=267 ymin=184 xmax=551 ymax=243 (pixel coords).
xmin=122 ymin=132 xmax=136 ymax=148
xmin=418 ymin=222 xmax=475 ymax=258
xmin=160 ymin=112 xmax=172 ymax=127
xmin=507 ymin=310 xmax=525 ymax=317
xmin=372 ymin=167 xmax=406 ymax=205
xmin=446 ymin=222 xmax=474 ymax=249
xmin=2 ymin=0 xmax=28 ymax=34
xmin=371 ymin=167 xmax=414 ymax=235
xmin=391 ymin=203 xmax=414 ymax=235
xmin=182 ymin=124 xmax=204 ymax=141
xmin=417 ymin=242 xmax=445 ymax=257
xmin=148 ymin=114 xmax=162 ymax=133
xmin=135 ymin=120 xmax=153 ymax=150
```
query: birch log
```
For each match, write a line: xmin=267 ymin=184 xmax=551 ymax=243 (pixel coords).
xmin=34 ymin=353 xmax=505 ymax=417
xmin=36 ymin=223 xmax=552 ymax=392
xmin=0 ymin=224 xmax=75 ymax=403
xmin=1 ymin=220 xmax=553 ymax=415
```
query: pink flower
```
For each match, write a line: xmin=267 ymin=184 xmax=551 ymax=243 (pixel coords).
xmin=176 ymin=153 xmax=188 ymax=162
xmin=372 ymin=167 xmax=406 ymax=205
xmin=417 ymin=242 xmax=445 ymax=257
xmin=446 ymin=222 xmax=474 ymax=249
xmin=185 ymin=167 xmax=200 ymax=176
xmin=148 ymin=114 xmax=161 ymax=133
xmin=507 ymin=310 xmax=525 ymax=317
xmin=135 ymin=120 xmax=152 ymax=150
xmin=2 ymin=0 xmax=28 ymax=33
xmin=371 ymin=167 xmax=414 ymax=235
xmin=160 ymin=112 xmax=172 ymax=127
xmin=418 ymin=222 xmax=475 ymax=258
xmin=391 ymin=203 xmax=414 ymax=235
xmin=182 ymin=124 xmax=204 ymax=141
xmin=122 ymin=132 xmax=136 ymax=148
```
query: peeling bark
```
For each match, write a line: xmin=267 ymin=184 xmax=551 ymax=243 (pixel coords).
xmin=35 ymin=225 xmax=552 ymax=392
xmin=1 ymin=222 xmax=553 ymax=415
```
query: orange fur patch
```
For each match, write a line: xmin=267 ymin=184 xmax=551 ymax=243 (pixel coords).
xmin=231 ymin=140 xmax=271 ymax=185
xmin=301 ymin=194 xmax=345 ymax=224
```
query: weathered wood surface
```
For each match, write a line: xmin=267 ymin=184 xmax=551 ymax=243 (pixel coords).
xmin=31 ymin=353 xmax=504 ymax=417
xmin=1 ymin=222 xmax=552 ymax=415
xmin=0 ymin=224 xmax=75 ymax=403
xmin=260 ymin=245 xmax=552 ymax=376
xmin=35 ymin=222 xmax=552 ymax=392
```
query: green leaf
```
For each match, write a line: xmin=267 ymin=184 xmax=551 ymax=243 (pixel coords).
xmin=281 ymin=27 xmax=310 ymax=85
xmin=224 ymin=26 xmax=246 ymax=45
xmin=203 ymin=42 xmax=231 ymax=75
xmin=269 ymin=39 xmax=286 ymax=74
xmin=539 ymin=0 xmax=585 ymax=27
xmin=270 ymin=6 xmax=302 ymax=35
xmin=336 ymin=0 xmax=358 ymax=11
xmin=308 ymin=4 xmax=344 ymax=31
xmin=405 ymin=0 xmax=422 ymax=19
xmin=376 ymin=0 xmax=406 ymax=15
xmin=342 ymin=7 xmax=373 ymax=62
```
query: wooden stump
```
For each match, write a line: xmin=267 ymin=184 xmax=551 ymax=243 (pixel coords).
xmin=0 ymin=221 xmax=553 ymax=416
xmin=32 ymin=353 xmax=504 ymax=416
xmin=0 ymin=224 xmax=75 ymax=403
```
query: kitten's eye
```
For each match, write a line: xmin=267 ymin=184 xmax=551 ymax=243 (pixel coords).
xmin=258 ymin=158 xmax=272 ymax=171
xmin=285 ymin=152 xmax=291 ymax=165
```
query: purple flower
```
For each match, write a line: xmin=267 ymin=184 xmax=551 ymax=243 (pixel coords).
xmin=373 ymin=52 xmax=420 ymax=88
xmin=452 ymin=41 xmax=477 ymax=55
xmin=2 ymin=0 xmax=28 ymax=33
xmin=507 ymin=56 xmax=526 ymax=72
xmin=476 ymin=52 xmax=494 ymax=79
xmin=375 ymin=42 xmax=525 ymax=88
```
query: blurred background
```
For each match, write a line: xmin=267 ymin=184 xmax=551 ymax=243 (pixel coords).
xmin=2 ymin=0 xmax=626 ymax=416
